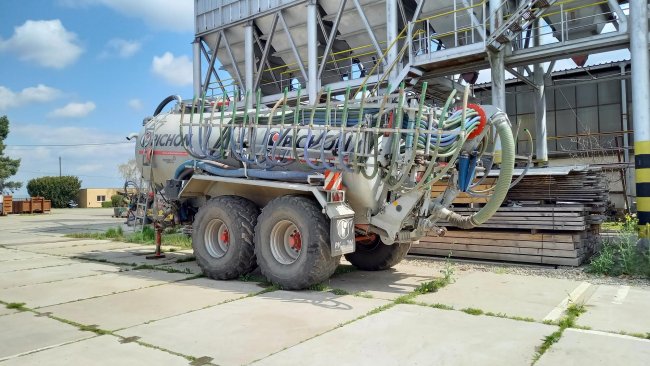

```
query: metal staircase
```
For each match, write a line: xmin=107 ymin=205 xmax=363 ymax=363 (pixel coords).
xmin=487 ymin=0 xmax=558 ymax=52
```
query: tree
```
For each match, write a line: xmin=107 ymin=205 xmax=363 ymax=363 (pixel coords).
xmin=27 ymin=176 xmax=81 ymax=208
xmin=118 ymin=158 xmax=141 ymax=187
xmin=0 ymin=115 xmax=22 ymax=194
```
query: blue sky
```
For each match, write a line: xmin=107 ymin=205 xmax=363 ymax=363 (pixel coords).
xmin=1 ymin=0 xmax=196 ymax=196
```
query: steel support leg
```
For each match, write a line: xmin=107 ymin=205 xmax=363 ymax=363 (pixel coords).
xmin=307 ymin=1 xmax=319 ymax=104
xmin=387 ymin=0 xmax=399 ymax=83
xmin=193 ymin=39 xmax=202 ymax=99
xmin=244 ymin=22 xmax=255 ymax=105
xmin=533 ymin=20 xmax=548 ymax=163
xmin=630 ymin=0 xmax=650 ymax=237
xmin=489 ymin=0 xmax=505 ymax=163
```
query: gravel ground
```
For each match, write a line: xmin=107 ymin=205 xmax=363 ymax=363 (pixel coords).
xmin=403 ymin=255 xmax=650 ymax=289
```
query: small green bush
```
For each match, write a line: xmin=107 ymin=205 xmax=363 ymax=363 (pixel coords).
xmin=111 ymin=194 xmax=126 ymax=207
xmin=101 ymin=201 xmax=112 ymax=208
xmin=589 ymin=215 xmax=650 ymax=278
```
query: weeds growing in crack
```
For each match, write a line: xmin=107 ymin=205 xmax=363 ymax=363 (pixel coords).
xmin=461 ymin=307 xmax=484 ymax=316
xmin=5 ymin=302 xmax=28 ymax=311
xmin=532 ymin=302 xmax=587 ymax=364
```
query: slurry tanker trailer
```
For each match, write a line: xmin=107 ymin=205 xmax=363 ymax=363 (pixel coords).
xmin=134 ymin=84 xmax=516 ymax=289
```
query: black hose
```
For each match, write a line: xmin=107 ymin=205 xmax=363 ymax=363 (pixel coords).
xmin=154 ymin=95 xmax=181 ymax=116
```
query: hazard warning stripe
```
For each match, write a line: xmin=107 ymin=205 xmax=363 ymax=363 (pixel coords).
xmin=324 ymin=170 xmax=342 ymax=191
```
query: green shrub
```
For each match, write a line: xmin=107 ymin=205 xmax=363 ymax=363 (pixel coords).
xmin=101 ymin=201 xmax=112 ymax=208
xmin=26 ymin=176 xmax=81 ymax=208
xmin=111 ymin=194 xmax=126 ymax=207
xmin=589 ymin=215 xmax=650 ymax=278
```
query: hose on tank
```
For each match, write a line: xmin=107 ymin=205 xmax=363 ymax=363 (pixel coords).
xmin=435 ymin=111 xmax=515 ymax=229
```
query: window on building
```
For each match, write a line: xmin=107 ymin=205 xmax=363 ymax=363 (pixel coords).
xmin=97 ymin=195 xmax=106 ymax=202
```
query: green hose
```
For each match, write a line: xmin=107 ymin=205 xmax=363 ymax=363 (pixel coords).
xmin=440 ymin=112 xmax=515 ymax=229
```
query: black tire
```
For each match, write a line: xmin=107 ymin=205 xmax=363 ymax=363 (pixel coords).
xmin=254 ymin=195 xmax=340 ymax=290
xmin=344 ymin=237 xmax=410 ymax=271
xmin=192 ymin=196 xmax=259 ymax=280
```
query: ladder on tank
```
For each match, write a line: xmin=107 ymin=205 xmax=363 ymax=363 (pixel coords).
xmin=486 ymin=0 xmax=558 ymax=51
xmin=133 ymin=124 xmax=156 ymax=233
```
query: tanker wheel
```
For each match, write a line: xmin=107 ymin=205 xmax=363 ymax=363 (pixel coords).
xmin=344 ymin=236 xmax=410 ymax=271
xmin=254 ymin=195 xmax=340 ymax=290
xmin=192 ymin=196 xmax=259 ymax=280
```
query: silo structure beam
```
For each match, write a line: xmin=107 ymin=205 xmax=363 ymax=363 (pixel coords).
xmin=533 ymin=20 xmax=548 ymax=163
xmin=387 ymin=0 xmax=399 ymax=82
xmin=193 ymin=38 xmax=202 ymax=99
xmin=307 ymin=0 xmax=319 ymax=104
xmin=630 ymin=0 xmax=650 ymax=236
xmin=489 ymin=0 xmax=505 ymax=163
xmin=244 ymin=22 xmax=255 ymax=102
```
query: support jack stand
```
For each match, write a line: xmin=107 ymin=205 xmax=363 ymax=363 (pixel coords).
xmin=146 ymin=224 xmax=166 ymax=260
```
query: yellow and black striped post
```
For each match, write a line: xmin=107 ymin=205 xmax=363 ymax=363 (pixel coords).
xmin=636 ymin=141 xmax=650 ymax=238
xmin=631 ymin=0 xmax=650 ymax=238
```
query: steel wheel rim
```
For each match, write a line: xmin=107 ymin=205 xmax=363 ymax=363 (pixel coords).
xmin=204 ymin=219 xmax=229 ymax=258
xmin=270 ymin=220 xmax=302 ymax=265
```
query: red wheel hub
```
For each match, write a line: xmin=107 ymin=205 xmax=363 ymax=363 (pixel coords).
xmin=220 ymin=229 xmax=229 ymax=244
xmin=288 ymin=230 xmax=302 ymax=251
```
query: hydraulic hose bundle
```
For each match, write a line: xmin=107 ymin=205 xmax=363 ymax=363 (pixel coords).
xmin=176 ymin=83 xmax=492 ymax=195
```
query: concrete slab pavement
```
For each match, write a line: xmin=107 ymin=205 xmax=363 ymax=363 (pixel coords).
xmin=0 ymin=312 xmax=92 ymax=360
xmin=0 ymin=236 xmax=81 ymax=246
xmin=0 ymin=261 xmax=126 ymax=289
xmin=0 ymin=256 xmax=77 ymax=273
xmin=417 ymin=272 xmax=590 ymax=321
xmin=578 ymin=285 xmax=650 ymax=335
xmin=77 ymin=249 xmax=191 ymax=266
xmin=0 ymin=270 xmax=193 ymax=308
xmin=118 ymin=290 xmax=388 ymax=366
xmin=0 ymin=307 xmax=18 ymax=317
xmin=326 ymin=263 xmax=444 ymax=300
xmin=254 ymin=304 xmax=557 ymax=366
xmin=0 ymin=335 xmax=189 ymax=366
xmin=8 ymin=239 xmax=114 ymax=251
xmin=41 ymin=278 xmax=264 ymax=331
xmin=0 ymin=248 xmax=50 ymax=262
xmin=536 ymin=329 xmax=650 ymax=366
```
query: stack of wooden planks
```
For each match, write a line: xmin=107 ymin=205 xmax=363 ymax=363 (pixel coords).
xmin=436 ymin=205 xmax=590 ymax=231
xmin=504 ymin=167 xmax=608 ymax=224
xmin=411 ymin=166 xmax=607 ymax=266
xmin=412 ymin=230 xmax=591 ymax=266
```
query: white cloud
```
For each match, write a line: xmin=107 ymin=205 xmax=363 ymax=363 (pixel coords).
xmin=151 ymin=52 xmax=193 ymax=86
xmin=49 ymin=102 xmax=96 ymax=118
xmin=100 ymin=38 xmax=141 ymax=59
xmin=59 ymin=0 xmax=193 ymax=32
xmin=0 ymin=20 xmax=83 ymax=69
xmin=128 ymin=98 xmax=143 ymax=110
xmin=0 ymin=84 xmax=62 ymax=110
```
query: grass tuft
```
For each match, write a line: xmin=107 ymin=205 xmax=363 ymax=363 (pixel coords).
xmin=6 ymin=302 xmax=28 ymax=311
xmin=330 ymin=288 xmax=349 ymax=296
xmin=461 ymin=307 xmax=484 ymax=316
